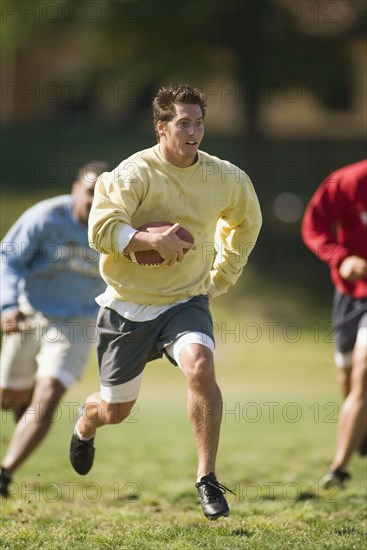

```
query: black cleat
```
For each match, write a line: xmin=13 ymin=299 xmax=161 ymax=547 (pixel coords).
xmin=321 ymin=468 xmax=351 ymax=489
xmin=0 ymin=467 xmax=12 ymax=498
xmin=195 ymin=473 xmax=234 ymax=520
xmin=69 ymin=406 xmax=95 ymax=475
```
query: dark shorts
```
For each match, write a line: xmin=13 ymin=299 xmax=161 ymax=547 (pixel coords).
xmin=332 ymin=290 xmax=367 ymax=353
xmin=96 ymin=295 xmax=214 ymax=388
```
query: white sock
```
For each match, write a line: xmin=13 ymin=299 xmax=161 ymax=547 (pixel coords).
xmin=75 ymin=424 xmax=94 ymax=442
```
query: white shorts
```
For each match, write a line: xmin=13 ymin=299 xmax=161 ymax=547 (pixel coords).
xmin=100 ymin=331 xmax=215 ymax=404
xmin=0 ymin=313 xmax=95 ymax=390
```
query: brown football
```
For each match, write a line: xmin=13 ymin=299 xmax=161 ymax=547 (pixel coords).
xmin=124 ymin=221 xmax=194 ymax=266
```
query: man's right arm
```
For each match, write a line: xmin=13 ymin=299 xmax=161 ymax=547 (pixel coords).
xmin=0 ymin=211 xmax=39 ymax=330
xmin=89 ymin=171 xmax=194 ymax=265
xmin=301 ymin=173 xmax=350 ymax=267
xmin=124 ymin=224 xmax=195 ymax=266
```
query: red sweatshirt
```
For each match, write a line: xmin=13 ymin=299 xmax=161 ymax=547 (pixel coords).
xmin=302 ymin=159 xmax=367 ymax=298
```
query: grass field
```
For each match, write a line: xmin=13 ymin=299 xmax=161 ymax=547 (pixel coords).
xmin=1 ymin=296 xmax=366 ymax=550
xmin=1 ymin=192 xmax=366 ymax=548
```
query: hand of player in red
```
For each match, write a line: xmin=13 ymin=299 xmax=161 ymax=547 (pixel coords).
xmin=339 ymin=255 xmax=367 ymax=282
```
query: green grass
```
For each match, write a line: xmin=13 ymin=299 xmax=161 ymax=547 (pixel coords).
xmin=1 ymin=192 xmax=365 ymax=547
xmin=1 ymin=300 xmax=366 ymax=549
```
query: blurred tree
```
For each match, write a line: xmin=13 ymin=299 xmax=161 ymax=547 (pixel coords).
xmin=2 ymin=0 xmax=366 ymax=127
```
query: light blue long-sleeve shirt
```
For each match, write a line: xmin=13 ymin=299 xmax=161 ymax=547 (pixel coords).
xmin=1 ymin=195 xmax=105 ymax=317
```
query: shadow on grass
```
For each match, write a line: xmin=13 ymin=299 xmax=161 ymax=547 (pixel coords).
xmin=334 ymin=527 xmax=362 ymax=536
xmin=257 ymin=490 xmax=318 ymax=502
xmin=295 ymin=490 xmax=319 ymax=502
xmin=230 ymin=527 xmax=252 ymax=538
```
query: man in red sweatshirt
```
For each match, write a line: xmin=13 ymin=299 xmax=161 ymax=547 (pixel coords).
xmin=302 ymin=159 xmax=367 ymax=488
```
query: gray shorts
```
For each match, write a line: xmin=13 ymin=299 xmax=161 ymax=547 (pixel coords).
xmin=332 ymin=290 xmax=367 ymax=367
xmin=96 ymin=295 xmax=214 ymax=393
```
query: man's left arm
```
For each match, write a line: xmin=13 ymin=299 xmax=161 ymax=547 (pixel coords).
xmin=210 ymin=173 xmax=262 ymax=297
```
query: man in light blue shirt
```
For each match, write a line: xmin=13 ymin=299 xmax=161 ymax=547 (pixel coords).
xmin=0 ymin=161 xmax=109 ymax=497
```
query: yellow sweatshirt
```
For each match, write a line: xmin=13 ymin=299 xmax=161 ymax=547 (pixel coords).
xmin=89 ymin=144 xmax=262 ymax=305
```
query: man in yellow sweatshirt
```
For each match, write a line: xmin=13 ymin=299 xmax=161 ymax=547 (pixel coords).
xmin=69 ymin=84 xmax=262 ymax=520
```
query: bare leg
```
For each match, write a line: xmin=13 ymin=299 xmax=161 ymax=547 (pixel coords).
xmin=330 ymin=344 xmax=367 ymax=471
xmin=75 ymin=392 xmax=136 ymax=439
xmin=70 ymin=393 xmax=137 ymax=477
xmin=0 ymin=387 xmax=34 ymax=411
xmin=179 ymin=344 xmax=222 ymax=479
xmin=337 ymin=367 xmax=352 ymax=399
xmin=1 ymin=377 xmax=66 ymax=472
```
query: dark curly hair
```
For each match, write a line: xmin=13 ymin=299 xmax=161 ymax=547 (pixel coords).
xmin=152 ymin=84 xmax=207 ymax=141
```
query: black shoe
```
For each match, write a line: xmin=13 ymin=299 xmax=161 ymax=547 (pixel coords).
xmin=195 ymin=473 xmax=234 ymax=520
xmin=0 ymin=467 xmax=12 ymax=498
xmin=321 ymin=468 xmax=351 ymax=489
xmin=69 ymin=406 xmax=95 ymax=475
xmin=359 ymin=435 xmax=367 ymax=456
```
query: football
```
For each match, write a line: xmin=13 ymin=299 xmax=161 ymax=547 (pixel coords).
xmin=124 ymin=221 xmax=194 ymax=266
